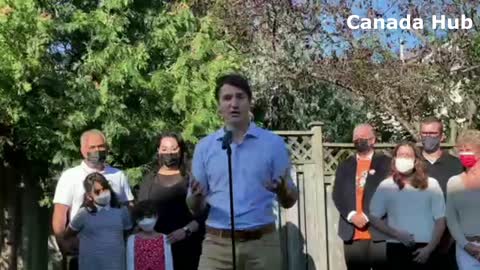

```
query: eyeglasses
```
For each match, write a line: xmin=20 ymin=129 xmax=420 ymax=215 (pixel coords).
xmin=421 ymin=132 xmax=440 ymax=136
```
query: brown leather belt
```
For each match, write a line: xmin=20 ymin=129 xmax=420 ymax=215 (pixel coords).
xmin=466 ymin=236 xmax=480 ymax=242
xmin=206 ymin=224 xmax=276 ymax=241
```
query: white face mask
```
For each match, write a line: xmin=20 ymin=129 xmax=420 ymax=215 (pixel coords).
xmin=395 ymin=158 xmax=415 ymax=174
xmin=138 ymin=217 xmax=157 ymax=232
xmin=94 ymin=190 xmax=111 ymax=206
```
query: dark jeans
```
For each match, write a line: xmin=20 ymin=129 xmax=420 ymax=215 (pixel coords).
xmin=431 ymin=241 xmax=458 ymax=270
xmin=386 ymin=242 xmax=436 ymax=270
xmin=431 ymin=230 xmax=458 ymax=270
xmin=172 ymin=233 xmax=203 ymax=270
xmin=63 ymin=255 xmax=78 ymax=270
xmin=344 ymin=240 xmax=387 ymax=270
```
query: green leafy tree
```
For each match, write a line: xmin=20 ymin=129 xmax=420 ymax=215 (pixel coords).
xmin=47 ymin=0 xmax=240 ymax=185
xmin=0 ymin=1 xmax=239 ymax=269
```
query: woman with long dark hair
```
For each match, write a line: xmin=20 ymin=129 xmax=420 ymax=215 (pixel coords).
xmin=369 ymin=142 xmax=446 ymax=270
xmin=138 ymin=132 xmax=205 ymax=270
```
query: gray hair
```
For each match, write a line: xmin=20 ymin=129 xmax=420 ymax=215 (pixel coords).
xmin=80 ymin=129 xmax=107 ymax=148
xmin=457 ymin=129 xmax=480 ymax=147
xmin=353 ymin=123 xmax=375 ymax=137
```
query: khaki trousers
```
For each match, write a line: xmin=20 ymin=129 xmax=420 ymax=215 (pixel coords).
xmin=198 ymin=231 xmax=281 ymax=270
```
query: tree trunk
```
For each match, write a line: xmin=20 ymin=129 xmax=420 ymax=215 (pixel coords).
xmin=1 ymin=147 xmax=50 ymax=270
xmin=22 ymin=165 xmax=49 ymax=270
xmin=0 ymin=162 xmax=5 ymax=249
xmin=5 ymin=165 xmax=21 ymax=270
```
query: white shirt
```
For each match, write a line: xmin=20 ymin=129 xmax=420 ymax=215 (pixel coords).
xmin=53 ymin=161 xmax=134 ymax=220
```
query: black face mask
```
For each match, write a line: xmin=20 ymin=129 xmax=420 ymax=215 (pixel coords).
xmin=87 ymin=150 xmax=107 ymax=166
xmin=354 ymin=139 xmax=371 ymax=153
xmin=159 ymin=153 xmax=181 ymax=168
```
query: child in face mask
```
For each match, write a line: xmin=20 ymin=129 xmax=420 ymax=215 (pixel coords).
xmin=63 ymin=172 xmax=132 ymax=270
xmin=127 ymin=200 xmax=173 ymax=270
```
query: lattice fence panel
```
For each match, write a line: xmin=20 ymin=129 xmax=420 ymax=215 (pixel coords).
xmin=323 ymin=144 xmax=456 ymax=176
xmin=283 ymin=136 xmax=313 ymax=163
xmin=277 ymin=129 xmax=458 ymax=176
xmin=323 ymin=148 xmax=355 ymax=176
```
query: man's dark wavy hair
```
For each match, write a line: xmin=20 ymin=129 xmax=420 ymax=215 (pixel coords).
xmin=214 ymin=73 xmax=252 ymax=101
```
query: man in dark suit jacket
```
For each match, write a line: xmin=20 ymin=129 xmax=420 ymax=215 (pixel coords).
xmin=332 ymin=124 xmax=391 ymax=270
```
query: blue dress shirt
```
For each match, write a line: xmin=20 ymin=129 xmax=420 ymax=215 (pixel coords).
xmin=192 ymin=123 xmax=295 ymax=230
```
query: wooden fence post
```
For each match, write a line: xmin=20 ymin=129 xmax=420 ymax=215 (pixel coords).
xmin=306 ymin=122 xmax=327 ymax=270
xmin=449 ymin=119 xmax=458 ymax=144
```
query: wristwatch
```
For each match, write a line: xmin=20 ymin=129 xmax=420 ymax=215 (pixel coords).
xmin=183 ymin=226 xmax=192 ymax=237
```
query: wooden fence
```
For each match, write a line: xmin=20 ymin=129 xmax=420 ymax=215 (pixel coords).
xmin=276 ymin=121 xmax=457 ymax=270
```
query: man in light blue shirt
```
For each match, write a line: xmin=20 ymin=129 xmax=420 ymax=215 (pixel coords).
xmin=187 ymin=73 xmax=298 ymax=270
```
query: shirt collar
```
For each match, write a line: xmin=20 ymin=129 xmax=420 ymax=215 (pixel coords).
xmin=215 ymin=122 xmax=261 ymax=141
xmin=423 ymin=150 xmax=446 ymax=165
xmin=81 ymin=161 xmax=108 ymax=174
xmin=356 ymin=151 xmax=374 ymax=160
xmin=95 ymin=204 xmax=111 ymax=211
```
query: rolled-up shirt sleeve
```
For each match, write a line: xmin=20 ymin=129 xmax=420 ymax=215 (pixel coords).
xmin=271 ymin=136 xmax=295 ymax=189
xmin=120 ymin=172 xmax=134 ymax=202
xmin=191 ymin=140 xmax=209 ymax=195
xmin=69 ymin=208 xmax=86 ymax=231
xmin=53 ymin=171 xmax=74 ymax=206
xmin=121 ymin=206 xmax=133 ymax=230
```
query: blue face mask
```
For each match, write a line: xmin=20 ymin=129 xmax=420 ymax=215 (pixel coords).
xmin=94 ymin=190 xmax=111 ymax=206
xmin=422 ymin=136 xmax=441 ymax=153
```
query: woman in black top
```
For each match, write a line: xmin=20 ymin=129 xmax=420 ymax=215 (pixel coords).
xmin=138 ymin=132 xmax=205 ymax=270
